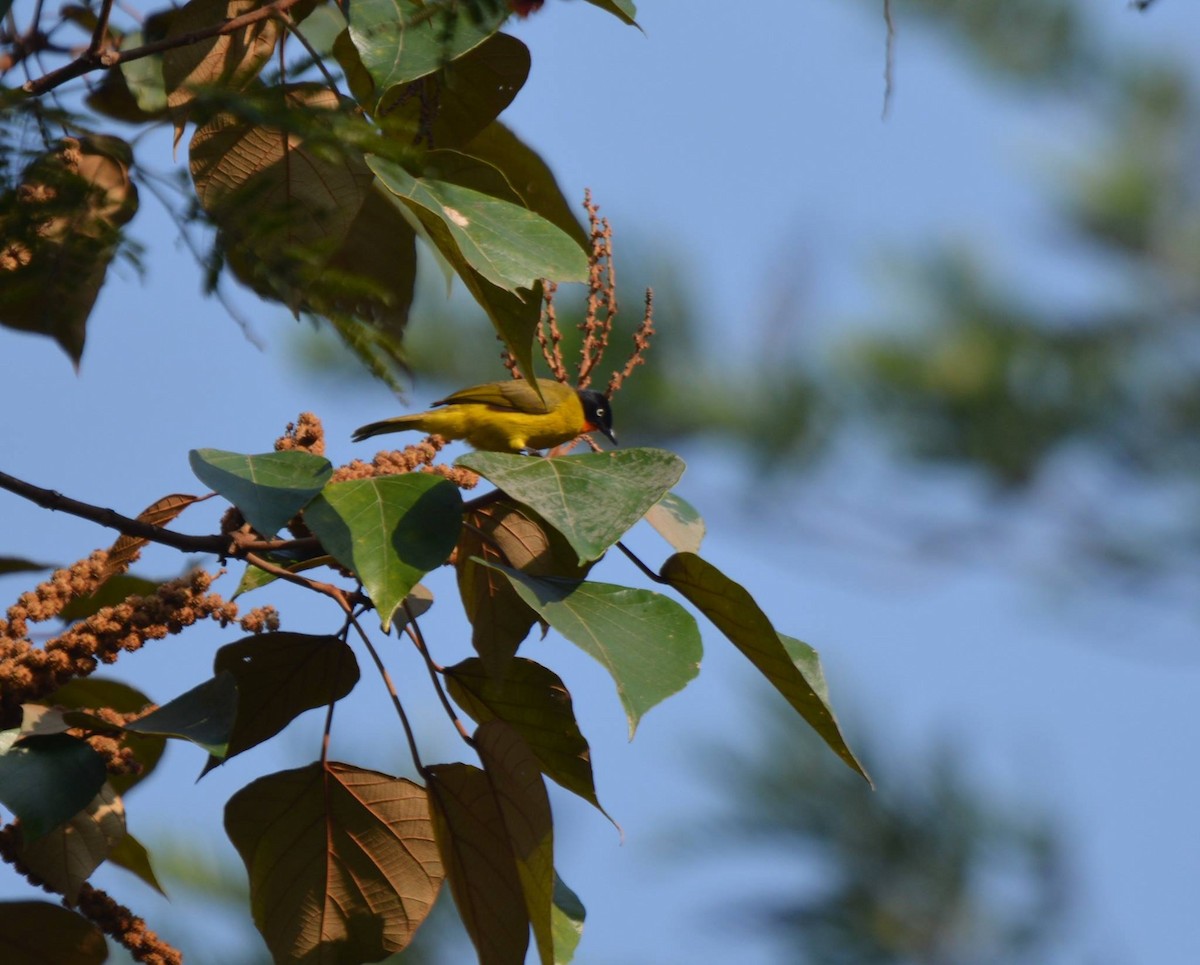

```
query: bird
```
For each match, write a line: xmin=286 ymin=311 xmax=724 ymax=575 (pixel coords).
xmin=351 ymin=377 xmax=617 ymax=453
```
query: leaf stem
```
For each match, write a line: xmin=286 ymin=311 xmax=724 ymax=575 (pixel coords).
xmin=403 ymin=603 xmax=473 ymax=745
xmin=348 ymin=612 xmax=425 ymax=774
xmin=615 ymin=540 xmax=670 ymax=585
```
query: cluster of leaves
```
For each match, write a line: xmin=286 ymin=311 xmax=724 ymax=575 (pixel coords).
xmin=0 ymin=441 xmax=866 ymax=964
xmin=0 ymin=0 xmax=630 ymax=378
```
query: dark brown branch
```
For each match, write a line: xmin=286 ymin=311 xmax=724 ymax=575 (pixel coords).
xmin=88 ymin=0 xmax=116 ymax=55
xmin=616 ymin=540 xmax=670 ymax=585
xmin=404 ymin=602 xmax=473 ymax=744
xmin=22 ymin=0 xmax=306 ymax=95
xmin=0 ymin=467 xmax=317 ymax=558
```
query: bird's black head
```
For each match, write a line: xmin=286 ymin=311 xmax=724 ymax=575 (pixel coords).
xmin=578 ymin=389 xmax=617 ymax=445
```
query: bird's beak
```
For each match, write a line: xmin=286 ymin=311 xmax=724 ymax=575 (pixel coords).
xmin=600 ymin=426 xmax=617 ymax=446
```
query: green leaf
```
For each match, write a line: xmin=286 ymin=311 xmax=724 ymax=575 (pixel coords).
xmin=426 ymin=762 xmax=529 ymax=965
xmin=475 ymin=720 xmax=555 ymax=965
xmin=226 ymin=762 xmax=443 ymax=963
xmin=378 ymin=32 xmax=530 ymax=147
xmin=347 ymin=0 xmax=509 ymax=96
xmin=462 ymin=121 xmax=588 ymax=249
xmin=188 ymin=448 xmax=333 ymax=536
xmin=44 ymin=678 xmax=163 ymax=797
xmin=659 ymin=552 xmax=870 ymax=784
xmin=368 ymin=156 xmax=588 ymax=290
xmin=445 ymin=657 xmax=606 ymax=816
xmin=582 ymin=0 xmax=638 ymax=26
xmin=551 ymin=872 xmax=586 ymax=965
xmin=489 ymin=565 xmax=702 ymax=737
xmin=0 ymin=901 xmax=107 ymax=964
xmin=0 ymin=734 xmax=107 ymax=840
xmin=304 ymin=474 xmax=463 ymax=631
xmin=108 ymin=829 xmax=167 ymax=897
xmin=644 ymin=491 xmax=705 ymax=553
xmin=205 ymin=632 xmax=359 ymax=772
xmin=458 ymin=449 xmax=686 ymax=564
xmin=124 ymin=672 xmax=238 ymax=759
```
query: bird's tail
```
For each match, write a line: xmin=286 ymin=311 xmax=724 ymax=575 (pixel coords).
xmin=351 ymin=414 xmax=430 ymax=443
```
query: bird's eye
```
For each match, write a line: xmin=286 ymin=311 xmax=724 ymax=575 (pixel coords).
xmin=596 ymin=408 xmax=606 ymax=417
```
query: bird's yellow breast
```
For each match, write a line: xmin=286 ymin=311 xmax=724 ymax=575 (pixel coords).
xmin=414 ymin=393 xmax=586 ymax=452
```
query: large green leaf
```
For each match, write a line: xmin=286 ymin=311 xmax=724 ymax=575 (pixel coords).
xmin=304 ymin=474 xmax=463 ymax=631
xmin=0 ymin=732 xmax=107 ymax=840
xmin=475 ymin=720 xmax=555 ymax=965
xmin=188 ymin=449 xmax=332 ymax=536
xmin=490 ymin=566 xmax=702 ymax=737
xmin=444 ymin=657 xmax=605 ymax=815
xmin=659 ymin=552 xmax=870 ymax=784
xmin=108 ymin=828 xmax=167 ymax=897
xmin=205 ymin=632 xmax=360 ymax=773
xmin=347 ymin=0 xmax=509 ymax=98
xmin=426 ymin=762 xmax=529 ymax=965
xmin=458 ymin=449 xmax=686 ymax=564
xmin=369 ymin=156 xmax=588 ymax=291
xmin=0 ymin=901 xmax=107 ymax=964
xmin=226 ymin=762 xmax=442 ymax=964
xmin=124 ymin=672 xmax=238 ymax=759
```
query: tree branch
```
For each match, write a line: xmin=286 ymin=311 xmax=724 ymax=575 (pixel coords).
xmin=21 ymin=0 xmax=306 ymax=96
xmin=0 ymin=467 xmax=317 ymax=558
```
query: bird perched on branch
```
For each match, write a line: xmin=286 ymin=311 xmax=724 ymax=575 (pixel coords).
xmin=352 ymin=378 xmax=617 ymax=453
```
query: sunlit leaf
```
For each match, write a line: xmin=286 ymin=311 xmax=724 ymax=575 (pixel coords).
xmin=427 ymin=762 xmax=529 ymax=964
xmin=445 ymin=657 xmax=605 ymax=815
xmin=0 ymin=901 xmax=107 ymax=964
xmin=475 ymin=720 xmax=555 ymax=965
xmin=644 ymin=491 xmax=705 ymax=553
xmin=369 ymin=156 xmax=588 ymax=291
xmin=102 ymin=493 xmax=203 ymax=580
xmin=347 ymin=0 xmax=509 ymax=97
xmin=19 ymin=785 xmax=124 ymax=903
xmin=124 ymin=672 xmax=237 ymax=759
xmin=162 ymin=0 xmax=279 ymax=141
xmin=304 ymin=474 xmax=462 ymax=631
xmin=660 ymin=552 xmax=870 ymax=784
xmin=226 ymin=762 xmax=442 ymax=963
xmin=458 ymin=449 xmax=686 ymax=564
xmin=489 ymin=565 xmax=702 ymax=737
xmin=0 ymin=733 xmax=107 ymax=840
xmin=203 ymin=632 xmax=359 ymax=773
xmin=188 ymin=449 xmax=332 ymax=536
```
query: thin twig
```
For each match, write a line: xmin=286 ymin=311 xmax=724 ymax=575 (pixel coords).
xmin=243 ymin=551 xmax=352 ymax=608
xmin=88 ymin=0 xmax=116 ymax=54
xmin=616 ymin=540 xmax=670 ymax=585
xmin=403 ymin=602 xmax=473 ymax=744
xmin=882 ymin=0 xmax=895 ymax=119
xmin=348 ymin=612 xmax=426 ymax=773
xmin=279 ymin=11 xmax=342 ymax=96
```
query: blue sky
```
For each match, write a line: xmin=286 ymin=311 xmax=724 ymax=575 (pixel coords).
xmin=3 ymin=1 xmax=1199 ymax=962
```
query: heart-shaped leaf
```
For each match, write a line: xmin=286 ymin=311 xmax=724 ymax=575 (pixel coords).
xmin=124 ymin=672 xmax=237 ymax=759
xmin=304 ymin=474 xmax=462 ymax=631
xmin=458 ymin=449 xmax=685 ymax=564
xmin=189 ymin=449 xmax=332 ymax=536
xmin=0 ymin=733 xmax=107 ymax=840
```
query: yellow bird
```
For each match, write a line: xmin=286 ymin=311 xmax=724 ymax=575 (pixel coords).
xmin=352 ymin=378 xmax=617 ymax=453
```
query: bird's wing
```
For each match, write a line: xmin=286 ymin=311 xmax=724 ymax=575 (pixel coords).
xmin=435 ymin=379 xmax=568 ymax=414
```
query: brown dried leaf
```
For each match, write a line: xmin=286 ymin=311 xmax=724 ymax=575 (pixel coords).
xmin=104 ymin=493 xmax=203 ymax=579
xmin=427 ymin=762 xmax=529 ymax=965
xmin=225 ymin=761 xmax=442 ymax=963
xmin=19 ymin=784 xmax=125 ymax=904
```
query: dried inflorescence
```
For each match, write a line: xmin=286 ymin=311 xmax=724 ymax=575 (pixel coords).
xmin=75 ymin=883 xmax=182 ymax=965
xmin=276 ymin=411 xmax=325 ymax=455
xmin=333 ymin=434 xmax=480 ymax=490
xmin=0 ymin=567 xmax=251 ymax=721
xmin=0 ymin=551 xmax=110 ymax=641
